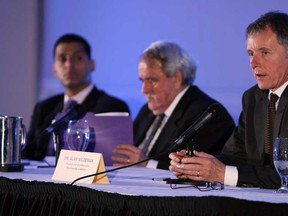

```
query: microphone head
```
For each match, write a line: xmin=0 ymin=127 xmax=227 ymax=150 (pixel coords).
xmin=46 ymin=104 xmax=87 ymax=133
xmin=206 ymin=103 xmax=220 ymax=118
xmin=170 ymin=103 xmax=221 ymax=151
xmin=62 ymin=104 xmax=87 ymax=127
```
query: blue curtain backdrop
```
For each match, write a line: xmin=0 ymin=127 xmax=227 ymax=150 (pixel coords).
xmin=39 ymin=1 xmax=288 ymax=121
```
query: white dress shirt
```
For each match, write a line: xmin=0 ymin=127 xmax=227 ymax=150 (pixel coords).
xmin=64 ymin=83 xmax=93 ymax=105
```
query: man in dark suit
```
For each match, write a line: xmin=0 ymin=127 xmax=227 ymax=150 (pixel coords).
xmin=112 ymin=41 xmax=235 ymax=170
xmin=169 ymin=11 xmax=288 ymax=189
xmin=24 ymin=34 xmax=129 ymax=160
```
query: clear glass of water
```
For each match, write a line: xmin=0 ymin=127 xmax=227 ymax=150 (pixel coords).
xmin=66 ymin=119 xmax=90 ymax=151
xmin=273 ymin=137 xmax=288 ymax=193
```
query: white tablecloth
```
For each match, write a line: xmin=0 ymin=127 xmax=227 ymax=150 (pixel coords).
xmin=1 ymin=157 xmax=287 ymax=205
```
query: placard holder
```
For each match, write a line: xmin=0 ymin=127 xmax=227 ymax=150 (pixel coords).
xmin=52 ymin=149 xmax=109 ymax=184
xmin=92 ymin=155 xmax=109 ymax=184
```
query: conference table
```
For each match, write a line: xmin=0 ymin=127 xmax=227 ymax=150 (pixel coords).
xmin=0 ymin=158 xmax=288 ymax=216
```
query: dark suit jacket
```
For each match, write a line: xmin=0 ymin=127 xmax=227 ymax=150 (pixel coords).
xmin=24 ymin=86 xmax=130 ymax=160
xmin=218 ymin=84 xmax=288 ymax=189
xmin=134 ymin=85 xmax=235 ymax=170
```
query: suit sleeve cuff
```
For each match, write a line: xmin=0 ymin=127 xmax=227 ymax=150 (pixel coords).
xmin=224 ymin=165 xmax=238 ymax=186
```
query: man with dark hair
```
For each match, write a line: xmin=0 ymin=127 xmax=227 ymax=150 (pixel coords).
xmin=169 ymin=11 xmax=288 ymax=189
xmin=112 ymin=41 xmax=235 ymax=170
xmin=24 ymin=33 xmax=130 ymax=160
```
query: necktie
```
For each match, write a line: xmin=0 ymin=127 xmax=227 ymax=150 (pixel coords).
xmin=63 ymin=100 xmax=77 ymax=112
xmin=264 ymin=93 xmax=279 ymax=164
xmin=141 ymin=114 xmax=165 ymax=155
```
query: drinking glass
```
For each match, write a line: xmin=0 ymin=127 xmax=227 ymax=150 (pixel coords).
xmin=66 ymin=119 xmax=90 ymax=151
xmin=273 ymin=137 xmax=288 ymax=193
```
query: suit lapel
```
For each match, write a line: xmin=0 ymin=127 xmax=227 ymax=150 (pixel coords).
xmin=44 ymin=100 xmax=63 ymax=127
xmin=82 ymin=87 xmax=100 ymax=111
xmin=148 ymin=114 xmax=180 ymax=156
xmin=254 ymin=89 xmax=268 ymax=155
xmin=134 ymin=111 xmax=155 ymax=147
xmin=148 ymin=87 xmax=195 ymax=155
xmin=151 ymin=112 xmax=181 ymax=154
xmin=275 ymin=86 xmax=288 ymax=138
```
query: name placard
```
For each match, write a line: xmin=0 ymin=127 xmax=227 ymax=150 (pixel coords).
xmin=52 ymin=149 xmax=109 ymax=184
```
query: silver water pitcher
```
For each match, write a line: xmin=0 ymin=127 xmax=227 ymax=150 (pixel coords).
xmin=0 ymin=116 xmax=26 ymax=171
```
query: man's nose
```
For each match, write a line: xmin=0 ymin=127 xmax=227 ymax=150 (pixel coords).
xmin=250 ymin=55 xmax=260 ymax=69
xmin=141 ymin=81 xmax=152 ymax=94
xmin=65 ymin=57 xmax=75 ymax=68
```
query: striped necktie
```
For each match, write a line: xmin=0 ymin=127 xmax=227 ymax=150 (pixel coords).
xmin=63 ymin=100 xmax=77 ymax=112
xmin=264 ymin=93 xmax=279 ymax=164
xmin=141 ymin=114 xmax=165 ymax=155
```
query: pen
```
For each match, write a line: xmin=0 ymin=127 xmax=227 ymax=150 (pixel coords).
xmin=37 ymin=165 xmax=55 ymax=168
xmin=152 ymin=178 xmax=171 ymax=181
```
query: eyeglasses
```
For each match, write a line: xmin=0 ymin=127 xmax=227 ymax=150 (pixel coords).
xmin=166 ymin=179 xmax=224 ymax=192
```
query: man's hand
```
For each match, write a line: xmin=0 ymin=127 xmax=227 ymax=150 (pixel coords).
xmin=112 ymin=144 xmax=148 ymax=167
xmin=168 ymin=149 xmax=187 ymax=178
xmin=169 ymin=150 xmax=225 ymax=184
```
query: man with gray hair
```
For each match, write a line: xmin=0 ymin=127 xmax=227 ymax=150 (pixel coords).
xmin=113 ymin=41 xmax=234 ymax=170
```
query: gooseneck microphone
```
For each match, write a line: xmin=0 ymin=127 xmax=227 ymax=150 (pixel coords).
xmin=31 ymin=103 xmax=87 ymax=164
xmin=169 ymin=103 xmax=219 ymax=152
xmin=71 ymin=103 xmax=220 ymax=185
xmin=31 ymin=104 xmax=86 ymax=149
xmin=46 ymin=104 xmax=86 ymax=133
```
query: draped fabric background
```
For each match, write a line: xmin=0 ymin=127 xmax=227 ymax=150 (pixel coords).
xmin=0 ymin=1 xmax=287 ymax=128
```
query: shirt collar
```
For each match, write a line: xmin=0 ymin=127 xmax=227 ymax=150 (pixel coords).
xmin=270 ymin=81 xmax=288 ymax=99
xmin=64 ymin=83 xmax=93 ymax=104
xmin=164 ymin=86 xmax=189 ymax=118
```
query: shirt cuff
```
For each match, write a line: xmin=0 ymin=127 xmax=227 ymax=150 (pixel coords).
xmin=146 ymin=159 xmax=158 ymax=169
xmin=224 ymin=165 xmax=238 ymax=186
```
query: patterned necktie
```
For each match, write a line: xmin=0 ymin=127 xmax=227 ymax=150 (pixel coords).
xmin=63 ymin=100 xmax=77 ymax=112
xmin=141 ymin=114 xmax=165 ymax=155
xmin=264 ymin=93 xmax=279 ymax=164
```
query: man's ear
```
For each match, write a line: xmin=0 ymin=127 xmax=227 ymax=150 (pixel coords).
xmin=174 ymin=71 xmax=183 ymax=87
xmin=89 ymin=59 xmax=96 ymax=72
xmin=52 ymin=64 xmax=57 ymax=77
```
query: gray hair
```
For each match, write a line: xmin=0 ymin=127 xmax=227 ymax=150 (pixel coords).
xmin=140 ymin=41 xmax=197 ymax=85
xmin=246 ymin=11 xmax=288 ymax=56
